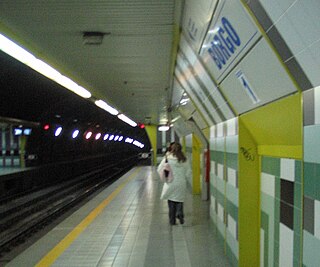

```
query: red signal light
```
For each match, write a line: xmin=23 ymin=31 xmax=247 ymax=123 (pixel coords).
xmin=138 ymin=123 xmax=145 ymax=129
xmin=43 ymin=124 xmax=50 ymax=130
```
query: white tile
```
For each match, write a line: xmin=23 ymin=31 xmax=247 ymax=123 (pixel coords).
xmin=227 ymin=214 xmax=237 ymax=239
xmin=315 ymin=199 xmax=320 ymax=239
xmin=314 ymin=84 xmax=320 ymax=125
xmin=226 ymin=117 xmax=237 ymax=136
xmin=260 ymin=0 xmax=284 ymax=23
xmin=227 ymin=168 xmax=237 ymax=187
xmin=279 ymin=223 xmax=294 ymax=267
xmin=286 ymin=1 xmax=319 ymax=46
xmin=280 ymin=158 xmax=295 ymax=182
xmin=276 ymin=15 xmax=305 ymax=56
xmin=261 ymin=172 xmax=275 ymax=197
xmin=296 ymin=47 xmax=320 ymax=87
xmin=277 ymin=0 xmax=296 ymax=12
xmin=217 ymin=122 xmax=224 ymax=137
xmin=210 ymin=125 xmax=216 ymax=138
xmin=218 ymin=202 xmax=224 ymax=221
xmin=217 ymin=163 xmax=224 ymax=180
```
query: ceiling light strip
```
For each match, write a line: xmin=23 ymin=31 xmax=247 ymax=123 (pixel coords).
xmin=0 ymin=33 xmax=91 ymax=99
xmin=95 ymin=100 xmax=119 ymax=115
xmin=117 ymin=114 xmax=137 ymax=127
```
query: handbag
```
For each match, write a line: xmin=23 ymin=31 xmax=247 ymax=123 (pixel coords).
xmin=159 ymin=156 xmax=174 ymax=183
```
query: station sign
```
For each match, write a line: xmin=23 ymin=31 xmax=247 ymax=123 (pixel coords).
xmin=199 ymin=0 xmax=261 ymax=83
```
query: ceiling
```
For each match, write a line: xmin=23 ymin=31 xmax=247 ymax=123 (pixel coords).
xmin=0 ymin=0 xmax=181 ymax=126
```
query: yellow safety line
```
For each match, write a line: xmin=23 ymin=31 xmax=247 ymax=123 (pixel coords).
xmin=35 ymin=167 xmax=141 ymax=267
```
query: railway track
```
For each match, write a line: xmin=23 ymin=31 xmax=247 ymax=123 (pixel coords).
xmin=0 ymin=158 xmax=136 ymax=256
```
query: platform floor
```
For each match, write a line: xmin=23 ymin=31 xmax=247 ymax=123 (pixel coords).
xmin=6 ymin=166 xmax=231 ymax=267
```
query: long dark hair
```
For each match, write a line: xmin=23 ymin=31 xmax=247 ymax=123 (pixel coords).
xmin=171 ymin=142 xmax=186 ymax=163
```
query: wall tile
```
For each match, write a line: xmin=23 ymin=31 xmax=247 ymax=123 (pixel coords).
xmin=304 ymin=196 xmax=315 ymax=235
xmin=276 ymin=0 xmax=296 ymax=13
xmin=295 ymin=47 xmax=319 ymax=88
xmin=280 ymin=179 xmax=294 ymax=206
xmin=262 ymin=156 xmax=280 ymax=177
xmin=260 ymin=0 xmax=284 ymax=24
xmin=280 ymin=158 xmax=295 ymax=182
xmin=261 ymin=172 xmax=276 ymax=198
xmin=279 ymin=223 xmax=294 ymax=267
xmin=314 ymin=85 xmax=320 ymax=125
xmin=315 ymin=200 xmax=320 ymax=239
xmin=304 ymin=125 xmax=320 ymax=164
xmin=304 ymin=162 xmax=316 ymax=198
xmin=303 ymin=89 xmax=315 ymax=126
xmin=280 ymin=201 xmax=294 ymax=229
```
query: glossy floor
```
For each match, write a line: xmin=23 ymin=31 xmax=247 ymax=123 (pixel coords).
xmin=6 ymin=166 xmax=231 ymax=267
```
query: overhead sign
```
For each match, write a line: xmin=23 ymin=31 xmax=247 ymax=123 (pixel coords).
xmin=200 ymin=0 xmax=261 ymax=83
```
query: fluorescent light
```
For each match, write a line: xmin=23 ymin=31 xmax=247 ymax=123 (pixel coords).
xmin=158 ymin=125 xmax=170 ymax=131
xmin=72 ymin=130 xmax=79 ymax=138
xmin=103 ymin=134 xmax=109 ymax=140
xmin=55 ymin=127 xmax=62 ymax=137
xmin=125 ymin=137 xmax=133 ymax=143
xmin=0 ymin=34 xmax=35 ymax=64
xmin=95 ymin=133 xmax=101 ymax=140
xmin=0 ymin=33 xmax=92 ymax=99
xmin=133 ymin=140 xmax=144 ymax=148
xmin=117 ymin=114 xmax=137 ymax=127
xmin=57 ymin=76 xmax=91 ymax=98
xmin=85 ymin=131 xmax=92 ymax=139
xmin=95 ymin=100 xmax=119 ymax=115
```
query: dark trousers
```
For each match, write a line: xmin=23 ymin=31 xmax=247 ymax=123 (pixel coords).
xmin=168 ymin=200 xmax=184 ymax=225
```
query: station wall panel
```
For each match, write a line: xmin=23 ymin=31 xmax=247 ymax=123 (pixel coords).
xmin=245 ymin=0 xmax=318 ymax=91
xmin=220 ymin=38 xmax=298 ymax=114
xmin=181 ymin=0 xmax=218 ymax=52
xmin=209 ymin=118 xmax=239 ymax=267
xmin=260 ymin=156 xmax=302 ymax=267
xmin=302 ymin=87 xmax=320 ymax=267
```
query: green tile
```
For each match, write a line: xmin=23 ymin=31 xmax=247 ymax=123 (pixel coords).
xmin=215 ymin=151 xmax=225 ymax=165
xmin=226 ymin=152 xmax=238 ymax=169
xmin=274 ymin=199 xmax=280 ymax=240
xmin=226 ymin=199 xmax=238 ymax=220
xmin=295 ymin=160 xmax=302 ymax=183
xmin=294 ymin=183 xmax=302 ymax=209
xmin=293 ymin=232 xmax=301 ymax=266
xmin=275 ymin=176 xmax=281 ymax=201
xmin=262 ymin=156 xmax=280 ymax=176
xmin=226 ymin=242 xmax=238 ymax=267
xmin=293 ymin=207 xmax=302 ymax=237
xmin=304 ymin=162 xmax=316 ymax=198
xmin=314 ymin=163 xmax=320 ymax=201
xmin=274 ymin=240 xmax=280 ymax=267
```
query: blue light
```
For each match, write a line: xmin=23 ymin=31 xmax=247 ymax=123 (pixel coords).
xmin=72 ymin=130 xmax=79 ymax=139
xmin=55 ymin=127 xmax=62 ymax=137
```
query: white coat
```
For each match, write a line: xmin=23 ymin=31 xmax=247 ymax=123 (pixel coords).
xmin=157 ymin=153 xmax=191 ymax=202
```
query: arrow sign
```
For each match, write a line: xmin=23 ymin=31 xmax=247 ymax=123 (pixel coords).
xmin=236 ymin=70 xmax=260 ymax=104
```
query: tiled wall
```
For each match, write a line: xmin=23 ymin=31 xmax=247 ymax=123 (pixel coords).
xmin=303 ymin=87 xmax=320 ymax=267
xmin=260 ymin=156 xmax=302 ymax=267
xmin=209 ymin=118 xmax=239 ymax=266
xmin=246 ymin=0 xmax=318 ymax=91
xmin=185 ymin=134 xmax=193 ymax=188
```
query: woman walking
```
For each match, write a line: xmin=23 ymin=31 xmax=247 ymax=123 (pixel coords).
xmin=157 ymin=142 xmax=191 ymax=225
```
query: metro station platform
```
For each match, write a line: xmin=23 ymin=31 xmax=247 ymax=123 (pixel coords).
xmin=5 ymin=166 xmax=231 ymax=267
